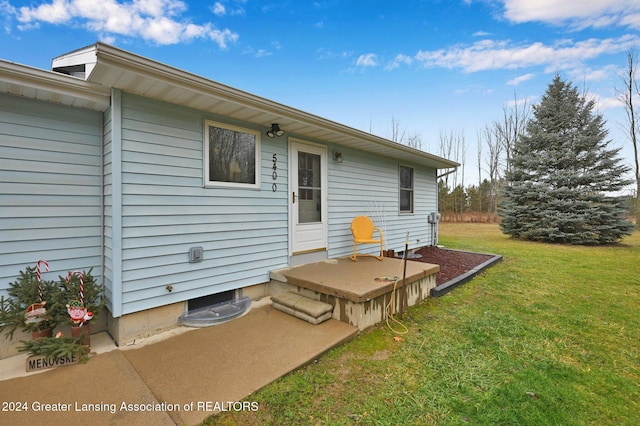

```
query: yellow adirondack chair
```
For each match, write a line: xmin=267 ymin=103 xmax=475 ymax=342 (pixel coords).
xmin=350 ymin=216 xmax=384 ymax=261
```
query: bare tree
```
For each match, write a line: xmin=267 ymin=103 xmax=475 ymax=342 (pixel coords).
xmin=617 ymin=48 xmax=640 ymax=226
xmin=476 ymin=129 xmax=484 ymax=214
xmin=438 ymin=130 xmax=453 ymax=190
xmin=493 ymin=91 xmax=529 ymax=177
xmin=388 ymin=115 xmax=423 ymax=149
xmin=405 ymin=133 xmax=423 ymax=150
xmin=390 ymin=115 xmax=404 ymax=143
xmin=482 ymin=124 xmax=502 ymax=214
xmin=439 ymin=130 xmax=466 ymax=219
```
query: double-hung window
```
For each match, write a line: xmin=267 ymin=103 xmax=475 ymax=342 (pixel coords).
xmin=399 ymin=165 xmax=414 ymax=213
xmin=204 ymin=120 xmax=260 ymax=188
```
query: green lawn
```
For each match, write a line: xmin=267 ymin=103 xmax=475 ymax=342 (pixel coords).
xmin=208 ymin=224 xmax=640 ymax=425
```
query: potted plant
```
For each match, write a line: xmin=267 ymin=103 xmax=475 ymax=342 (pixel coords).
xmin=0 ymin=263 xmax=61 ymax=341
xmin=55 ymin=268 xmax=107 ymax=347
xmin=18 ymin=331 xmax=90 ymax=364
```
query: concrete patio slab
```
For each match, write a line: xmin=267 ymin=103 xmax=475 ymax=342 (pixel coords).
xmin=271 ymin=256 xmax=439 ymax=303
xmin=270 ymin=256 xmax=440 ymax=330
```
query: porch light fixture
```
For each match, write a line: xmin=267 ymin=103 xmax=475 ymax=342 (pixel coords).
xmin=333 ymin=151 xmax=343 ymax=164
xmin=267 ymin=123 xmax=285 ymax=138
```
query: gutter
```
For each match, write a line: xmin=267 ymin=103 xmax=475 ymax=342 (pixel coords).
xmin=89 ymin=43 xmax=459 ymax=170
xmin=437 ymin=168 xmax=458 ymax=180
xmin=0 ymin=59 xmax=110 ymax=111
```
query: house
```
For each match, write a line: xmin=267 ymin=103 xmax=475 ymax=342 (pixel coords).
xmin=0 ymin=43 xmax=458 ymax=352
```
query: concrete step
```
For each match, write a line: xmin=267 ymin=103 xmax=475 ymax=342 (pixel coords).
xmin=270 ymin=291 xmax=333 ymax=325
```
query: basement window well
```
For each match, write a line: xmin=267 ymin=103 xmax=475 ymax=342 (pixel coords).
xmin=179 ymin=291 xmax=251 ymax=327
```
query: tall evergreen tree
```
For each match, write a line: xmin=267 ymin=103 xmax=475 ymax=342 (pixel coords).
xmin=500 ymin=75 xmax=634 ymax=244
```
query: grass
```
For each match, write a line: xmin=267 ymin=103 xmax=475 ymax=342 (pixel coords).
xmin=205 ymin=224 xmax=640 ymax=426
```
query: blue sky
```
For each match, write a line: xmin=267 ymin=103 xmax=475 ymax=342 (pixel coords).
xmin=1 ymin=0 xmax=640 ymax=190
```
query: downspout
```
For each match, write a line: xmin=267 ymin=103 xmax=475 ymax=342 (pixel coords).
xmin=100 ymin=111 xmax=105 ymax=301
xmin=433 ymin=167 xmax=455 ymax=246
xmin=110 ymin=88 xmax=123 ymax=318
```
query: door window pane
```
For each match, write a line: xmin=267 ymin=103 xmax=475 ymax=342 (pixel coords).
xmin=298 ymin=152 xmax=321 ymax=223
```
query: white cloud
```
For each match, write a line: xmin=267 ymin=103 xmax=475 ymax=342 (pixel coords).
xmin=242 ymin=40 xmax=280 ymax=59
xmin=355 ymin=53 xmax=378 ymax=67
xmin=1 ymin=0 xmax=17 ymax=33
xmin=385 ymin=54 xmax=413 ymax=71
xmin=506 ymin=95 xmax=536 ymax=108
xmin=212 ymin=2 xmax=226 ymax=16
xmin=620 ymin=11 xmax=640 ymax=28
xmin=255 ymin=48 xmax=272 ymax=58
xmin=14 ymin=0 xmax=238 ymax=47
xmin=215 ymin=0 xmax=245 ymax=16
xmin=18 ymin=0 xmax=72 ymax=24
xmin=414 ymin=35 xmax=639 ymax=73
xmin=316 ymin=48 xmax=353 ymax=61
xmin=592 ymin=93 xmax=624 ymax=111
xmin=571 ymin=64 xmax=618 ymax=82
xmin=501 ymin=0 xmax=640 ymax=29
xmin=507 ymin=73 xmax=535 ymax=85
xmin=100 ymin=34 xmax=117 ymax=44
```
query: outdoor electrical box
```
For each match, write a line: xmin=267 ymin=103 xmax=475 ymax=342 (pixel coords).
xmin=189 ymin=246 xmax=203 ymax=263
xmin=428 ymin=212 xmax=440 ymax=224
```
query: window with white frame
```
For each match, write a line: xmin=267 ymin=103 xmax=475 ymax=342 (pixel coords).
xmin=399 ymin=165 xmax=414 ymax=213
xmin=204 ymin=120 xmax=260 ymax=188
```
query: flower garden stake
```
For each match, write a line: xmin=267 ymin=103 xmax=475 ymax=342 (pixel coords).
xmin=24 ymin=260 xmax=50 ymax=337
xmin=66 ymin=271 xmax=92 ymax=346
xmin=36 ymin=260 xmax=48 ymax=301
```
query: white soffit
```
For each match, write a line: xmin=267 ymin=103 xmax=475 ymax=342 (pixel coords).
xmin=31 ymin=42 xmax=456 ymax=170
xmin=0 ymin=59 xmax=110 ymax=111
xmin=85 ymin=43 xmax=458 ymax=170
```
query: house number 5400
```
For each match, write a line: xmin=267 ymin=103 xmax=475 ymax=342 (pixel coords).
xmin=272 ymin=153 xmax=278 ymax=192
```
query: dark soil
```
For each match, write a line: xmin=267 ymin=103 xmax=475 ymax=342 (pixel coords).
xmin=411 ymin=246 xmax=494 ymax=286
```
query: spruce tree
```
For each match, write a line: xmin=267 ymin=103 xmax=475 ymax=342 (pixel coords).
xmin=500 ymin=74 xmax=634 ymax=244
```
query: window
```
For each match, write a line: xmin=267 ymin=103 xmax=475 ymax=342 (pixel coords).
xmin=297 ymin=151 xmax=322 ymax=223
xmin=399 ymin=165 xmax=414 ymax=213
xmin=204 ymin=120 xmax=260 ymax=188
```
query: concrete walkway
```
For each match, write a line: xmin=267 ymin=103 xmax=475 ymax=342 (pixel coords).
xmin=0 ymin=303 xmax=358 ymax=426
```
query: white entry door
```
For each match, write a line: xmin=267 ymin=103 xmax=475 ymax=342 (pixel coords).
xmin=290 ymin=140 xmax=328 ymax=254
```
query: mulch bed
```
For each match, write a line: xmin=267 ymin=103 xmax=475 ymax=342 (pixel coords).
xmin=411 ymin=246 xmax=494 ymax=286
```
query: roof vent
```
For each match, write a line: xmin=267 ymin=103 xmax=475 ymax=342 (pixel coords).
xmin=51 ymin=45 xmax=97 ymax=80
xmin=52 ymin=64 xmax=87 ymax=78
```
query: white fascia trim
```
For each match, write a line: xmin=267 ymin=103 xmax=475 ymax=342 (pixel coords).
xmin=91 ymin=43 xmax=459 ymax=170
xmin=0 ymin=59 xmax=110 ymax=110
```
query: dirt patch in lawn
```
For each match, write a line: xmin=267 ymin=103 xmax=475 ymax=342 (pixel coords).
xmin=411 ymin=246 xmax=494 ymax=286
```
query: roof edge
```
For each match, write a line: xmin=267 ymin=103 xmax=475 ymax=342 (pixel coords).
xmin=90 ymin=42 xmax=458 ymax=169
xmin=0 ymin=58 xmax=110 ymax=111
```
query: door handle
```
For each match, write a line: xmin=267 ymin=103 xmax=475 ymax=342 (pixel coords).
xmin=292 ymin=191 xmax=296 ymax=204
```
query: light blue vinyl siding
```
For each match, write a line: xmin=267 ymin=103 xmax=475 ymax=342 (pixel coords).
xmin=116 ymin=93 xmax=288 ymax=315
xmin=326 ymin=146 xmax=438 ymax=258
xmin=0 ymin=93 xmax=103 ymax=298
xmin=0 ymin=88 xmax=439 ymax=316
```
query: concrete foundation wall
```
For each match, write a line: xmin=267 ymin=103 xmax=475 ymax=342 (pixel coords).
xmin=107 ymin=302 xmax=185 ymax=346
